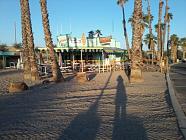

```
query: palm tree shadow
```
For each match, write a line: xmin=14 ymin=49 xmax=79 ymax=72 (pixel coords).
xmin=58 ymin=72 xmax=113 ymax=140
xmin=112 ymin=75 xmax=147 ymax=140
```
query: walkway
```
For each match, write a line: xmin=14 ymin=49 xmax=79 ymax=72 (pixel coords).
xmin=0 ymin=71 xmax=183 ymax=139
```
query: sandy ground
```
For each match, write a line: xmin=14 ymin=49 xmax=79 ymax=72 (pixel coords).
xmin=0 ymin=70 xmax=184 ymax=140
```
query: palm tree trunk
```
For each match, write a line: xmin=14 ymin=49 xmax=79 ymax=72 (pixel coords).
xmin=162 ymin=0 xmax=169 ymax=58
xmin=121 ymin=5 xmax=131 ymax=59
xmin=171 ymin=45 xmax=177 ymax=63
xmin=24 ymin=0 xmax=39 ymax=81
xmin=130 ymin=0 xmax=143 ymax=82
xmin=167 ymin=22 xmax=170 ymax=57
xmin=161 ymin=0 xmax=169 ymax=72
xmin=40 ymin=0 xmax=63 ymax=82
xmin=147 ymin=0 xmax=154 ymax=64
xmin=157 ymin=0 xmax=163 ymax=61
xmin=20 ymin=0 xmax=31 ymax=80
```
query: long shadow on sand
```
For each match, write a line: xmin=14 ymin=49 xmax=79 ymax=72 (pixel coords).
xmin=58 ymin=72 xmax=113 ymax=140
xmin=112 ymin=75 xmax=147 ymax=140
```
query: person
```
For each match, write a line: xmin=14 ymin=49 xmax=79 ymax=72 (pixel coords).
xmin=124 ymin=59 xmax=131 ymax=82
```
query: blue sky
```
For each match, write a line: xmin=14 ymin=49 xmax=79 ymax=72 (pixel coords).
xmin=0 ymin=0 xmax=186 ymax=50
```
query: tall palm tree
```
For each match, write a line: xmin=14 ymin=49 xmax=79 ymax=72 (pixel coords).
xmin=162 ymin=0 xmax=169 ymax=59
xmin=0 ymin=44 xmax=8 ymax=51
xmin=179 ymin=37 xmax=186 ymax=59
xmin=128 ymin=13 xmax=149 ymax=55
xmin=117 ymin=0 xmax=131 ymax=59
xmin=24 ymin=0 xmax=39 ymax=81
xmin=179 ymin=38 xmax=186 ymax=48
xmin=95 ymin=29 xmax=102 ymax=46
xmin=155 ymin=23 xmax=165 ymax=33
xmin=143 ymin=33 xmax=157 ymax=48
xmin=160 ymin=0 xmax=169 ymax=72
xmin=166 ymin=12 xmax=173 ymax=56
xmin=130 ymin=0 xmax=143 ymax=82
xmin=88 ymin=30 xmax=94 ymax=47
xmin=157 ymin=0 xmax=164 ymax=60
xmin=40 ymin=0 xmax=63 ymax=82
xmin=95 ymin=29 xmax=102 ymax=37
xmin=146 ymin=0 xmax=155 ymax=64
xmin=20 ymin=0 xmax=31 ymax=80
xmin=170 ymin=34 xmax=179 ymax=63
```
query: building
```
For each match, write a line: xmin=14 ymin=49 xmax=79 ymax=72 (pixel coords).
xmin=0 ymin=46 xmax=22 ymax=69
xmin=38 ymin=33 xmax=127 ymax=65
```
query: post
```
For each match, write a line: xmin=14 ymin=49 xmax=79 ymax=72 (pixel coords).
xmin=72 ymin=53 xmax=74 ymax=71
xmin=2 ymin=55 xmax=5 ymax=69
xmin=102 ymin=50 xmax=104 ymax=73
xmin=99 ymin=58 xmax=100 ymax=73
xmin=81 ymin=49 xmax=83 ymax=72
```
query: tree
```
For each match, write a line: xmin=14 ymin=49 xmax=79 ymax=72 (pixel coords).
xmin=166 ymin=12 xmax=173 ymax=56
xmin=146 ymin=0 xmax=155 ymax=64
xmin=179 ymin=37 xmax=186 ymax=59
xmin=95 ymin=29 xmax=102 ymax=37
xmin=162 ymin=0 xmax=169 ymax=56
xmin=88 ymin=30 xmax=94 ymax=47
xmin=129 ymin=13 xmax=149 ymax=43
xmin=20 ymin=0 xmax=31 ymax=80
xmin=117 ymin=0 xmax=131 ymax=59
xmin=40 ymin=0 xmax=63 ymax=82
xmin=128 ymin=13 xmax=149 ymax=58
xmin=23 ymin=0 xmax=39 ymax=81
xmin=170 ymin=34 xmax=179 ymax=63
xmin=0 ymin=44 xmax=8 ymax=51
xmin=179 ymin=37 xmax=186 ymax=48
xmin=157 ymin=0 xmax=164 ymax=60
xmin=143 ymin=33 xmax=157 ymax=48
xmin=95 ymin=29 xmax=102 ymax=46
xmin=130 ymin=0 xmax=143 ymax=82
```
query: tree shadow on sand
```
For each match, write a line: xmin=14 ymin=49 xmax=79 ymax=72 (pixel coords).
xmin=112 ymin=75 xmax=147 ymax=140
xmin=58 ymin=72 xmax=113 ymax=140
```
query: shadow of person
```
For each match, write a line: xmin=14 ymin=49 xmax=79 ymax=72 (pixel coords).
xmin=58 ymin=72 xmax=113 ymax=140
xmin=112 ymin=75 xmax=147 ymax=140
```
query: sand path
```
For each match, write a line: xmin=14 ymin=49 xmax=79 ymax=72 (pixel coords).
xmin=0 ymin=70 xmax=183 ymax=139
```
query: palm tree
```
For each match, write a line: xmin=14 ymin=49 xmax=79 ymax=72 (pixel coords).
xmin=143 ymin=33 xmax=157 ymax=48
xmin=146 ymin=0 xmax=155 ymax=64
xmin=20 ymin=0 xmax=31 ymax=80
xmin=0 ymin=44 xmax=8 ymax=51
xmin=117 ymin=0 xmax=131 ymax=59
xmin=170 ymin=34 xmax=179 ymax=63
xmin=157 ymin=0 xmax=164 ymax=61
xmin=24 ymin=0 xmax=39 ymax=81
xmin=129 ymin=13 xmax=149 ymax=40
xmin=130 ymin=0 xmax=143 ymax=82
xmin=166 ymin=12 xmax=173 ymax=56
xmin=162 ymin=0 xmax=169 ymax=58
xmin=154 ymin=23 xmax=165 ymax=33
xmin=95 ymin=29 xmax=102 ymax=37
xmin=95 ymin=29 xmax=102 ymax=46
xmin=179 ymin=37 xmax=186 ymax=60
xmin=128 ymin=13 xmax=149 ymax=56
xmin=88 ymin=30 xmax=94 ymax=47
xmin=40 ymin=0 xmax=63 ymax=82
